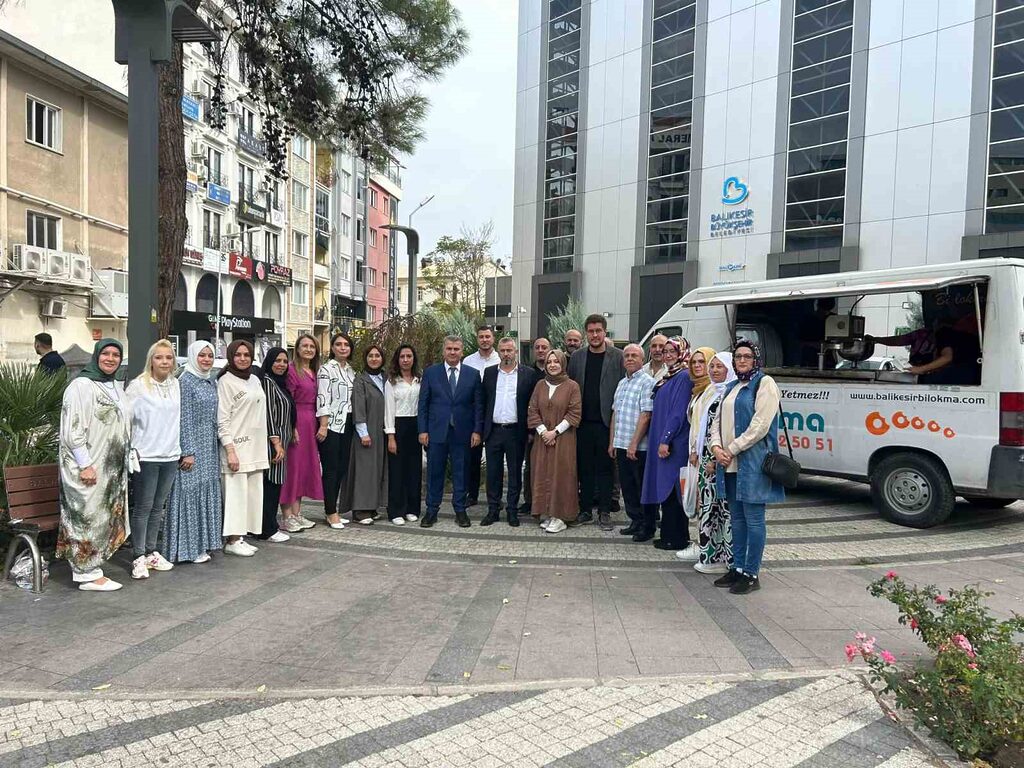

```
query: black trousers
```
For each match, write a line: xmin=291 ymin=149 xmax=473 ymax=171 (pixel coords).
xmin=616 ymin=449 xmax=657 ymax=532
xmin=658 ymin=485 xmax=691 ymax=547
xmin=318 ymin=416 xmax=354 ymax=517
xmin=387 ymin=416 xmax=423 ymax=520
xmin=259 ymin=476 xmax=281 ymax=539
xmin=577 ymin=421 xmax=614 ymax=514
xmin=485 ymin=426 xmax=526 ymax=517
xmin=467 ymin=443 xmax=484 ymax=503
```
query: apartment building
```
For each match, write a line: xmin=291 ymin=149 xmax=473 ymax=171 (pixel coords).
xmin=0 ymin=30 xmax=127 ymax=363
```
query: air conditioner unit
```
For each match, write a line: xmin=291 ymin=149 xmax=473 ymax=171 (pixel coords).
xmin=225 ymin=102 xmax=240 ymax=116
xmin=191 ymin=78 xmax=203 ymax=94
xmin=224 ymin=224 xmax=239 ymax=237
xmin=190 ymin=140 xmax=206 ymax=157
xmin=69 ymin=253 xmax=90 ymax=283
xmin=41 ymin=298 xmax=67 ymax=319
xmin=47 ymin=251 xmax=69 ymax=279
xmin=8 ymin=244 xmax=45 ymax=274
xmin=91 ymin=268 xmax=128 ymax=317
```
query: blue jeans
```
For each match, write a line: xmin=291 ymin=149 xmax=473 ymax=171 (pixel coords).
xmin=130 ymin=460 xmax=178 ymax=558
xmin=724 ymin=473 xmax=766 ymax=577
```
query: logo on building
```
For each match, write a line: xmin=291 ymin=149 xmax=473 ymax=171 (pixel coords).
xmin=721 ymin=176 xmax=749 ymax=205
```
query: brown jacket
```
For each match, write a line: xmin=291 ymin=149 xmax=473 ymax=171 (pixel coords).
xmin=527 ymin=379 xmax=582 ymax=521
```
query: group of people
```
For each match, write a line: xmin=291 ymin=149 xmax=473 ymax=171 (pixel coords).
xmin=54 ymin=314 xmax=784 ymax=596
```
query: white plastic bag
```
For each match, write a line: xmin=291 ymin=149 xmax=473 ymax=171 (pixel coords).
xmin=679 ymin=464 xmax=699 ymax=519
xmin=10 ymin=551 xmax=48 ymax=590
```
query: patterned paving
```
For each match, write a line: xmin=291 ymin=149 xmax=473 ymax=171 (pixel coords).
xmin=0 ymin=673 xmax=938 ymax=768
xmin=293 ymin=476 xmax=1024 ymax=568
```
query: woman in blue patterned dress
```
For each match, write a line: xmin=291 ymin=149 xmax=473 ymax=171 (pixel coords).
xmin=161 ymin=341 xmax=222 ymax=563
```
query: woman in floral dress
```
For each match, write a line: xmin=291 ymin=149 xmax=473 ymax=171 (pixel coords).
xmin=162 ymin=341 xmax=223 ymax=564
xmin=57 ymin=338 xmax=130 ymax=591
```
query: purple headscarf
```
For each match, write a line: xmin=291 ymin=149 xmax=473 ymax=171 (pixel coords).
xmin=732 ymin=339 xmax=761 ymax=382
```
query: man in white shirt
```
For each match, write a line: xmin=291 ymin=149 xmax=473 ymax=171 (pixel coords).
xmin=642 ymin=334 xmax=669 ymax=382
xmin=479 ymin=337 xmax=535 ymax=527
xmin=463 ymin=325 xmax=500 ymax=506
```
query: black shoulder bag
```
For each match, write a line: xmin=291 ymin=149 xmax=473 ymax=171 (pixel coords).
xmin=761 ymin=402 xmax=801 ymax=489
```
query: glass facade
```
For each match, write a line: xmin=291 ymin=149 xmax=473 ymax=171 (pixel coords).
xmin=783 ymin=0 xmax=854 ymax=252
xmin=542 ymin=0 xmax=583 ymax=274
xmin=644 ymin=0 xmax=696 ymax=264
xmin=986 ymin=1 xmax=1024 ymax=233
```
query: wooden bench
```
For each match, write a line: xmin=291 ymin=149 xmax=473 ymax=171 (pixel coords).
xmin=2 ymin=463 xmax=60 ymax=593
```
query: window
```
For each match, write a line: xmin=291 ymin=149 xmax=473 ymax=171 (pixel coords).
xmin=26 ymin=96 xmax=61 ymax=151
xmin=340 ymin=213 xmax=351 ymax=236
xmin=203 ymin=209 xmax=222 ymax=249
xmin=26 ymin=211 xmax=60 ymax=249
xmin=382 ymin=234 xmax=388 ymax=253
xmin=382 ymin=271 xmax=388 ymax=291
xmin=369 ymin=188 xmax=379 ymax=208
xmin=291 ymin=279 xmax=308 ymax=305
xmin=292 ymin=180 xmax=309 ymax=211
xmin=356 ymin=177 xmax=365 ymax=201
xmin=988 ymin=3 xmax=1024 ymax=232
xmin=367 ymin=304 xmax=376 ymax=323
xmin=341 ymin=169 xmax=352 ymax=194
xmin=265 ymin=232 xmax=280 ymax=263
xmin=206 ymin=147 xmax=224 ymax=186
xmin=292 ymin=230 xmax=308 ymax=256
xmin=382 ymin=196 xmax=390 ymax=216
xmin=292 ymin=135 xmax=310 ymax=160
xmin=356 ymin=217 xmax=364 ymax=242
xmin=417 ymin=286 xmax=424 ymax=302
xmin=397 ymin=285 xmax=403 ymax=302
xmin=369 ymin=227 xmax=378 ymax=247
xmin=368 ymin=267 xmax=377 ymax=286
xmin=268 ymin=180 xmax=281 ymax=210
xmin=238 ymin=163 xmax=256 ymax=202
xmin=356 ymin=261 xmax=365 ymax=283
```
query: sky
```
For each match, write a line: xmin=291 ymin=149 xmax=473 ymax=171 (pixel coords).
xmin=398 ymin=0 xmax=518 ymax=265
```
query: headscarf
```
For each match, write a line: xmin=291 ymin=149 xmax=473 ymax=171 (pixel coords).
xmin=694 ymin=351 xmax=738 ymax=461
xmin=688 ymin=346 xmax=715 ymax=398
xmin=544 ymin=349 xmax=569 ymax=385
xmin=261 ymin=346 xmax=296 ymax=423
xmin=654 ymin=337 xmax=687 ymax=391
xmin=733 ymin=339 xmax=762 ymax=382
xmin=183 ymin=340 xmax=216 ymax=380
xmin=220 ymin=339 xmax=255 ymax=380
xmin=363 ymin=345 xmax=386 ymax=376
xmin=678 ymin=337 xmax=692 ymax=366
xmin=77 ymin=338 xmax=123 ymax=382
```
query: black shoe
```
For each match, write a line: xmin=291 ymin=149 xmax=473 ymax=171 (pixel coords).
xmin=598 ymin=512 xmax=613 ymax=531
xmin=729 ymin=574 xmax=760 ymax=595
xmin=455 ymin=512 xmax=471 ymax=528
xmin=508 ymin=514 xmax=520 ymax=527
xmin=577 ymin=510 xmax=593 ymax=525
xmin=619 ymin=523 xmax=639 ymax=536
xmin=466 ymin=499 xmax=479 ymax=508
xmin=632 ymin=529 xmax=655 ymax=543
xmin=420 ymin=516 xmax=436 ymax=528
xmin=714 ymin=569 xmax=741 ymax=588
xmin=610 ymin=499 xmax=621 ymax=513
xmin=520 ymin=504 xmax=532 ymax=516
xmin=480 ymin=512 xmax=499 ymax=527
xmin=653 ymin=539 xmax=684 ymax=551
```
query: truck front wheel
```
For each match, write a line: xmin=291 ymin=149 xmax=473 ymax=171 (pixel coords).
xmin=871 ymin=453 xmax=955 ymax=528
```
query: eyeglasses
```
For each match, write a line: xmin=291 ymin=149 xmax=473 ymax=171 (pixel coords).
xmin=734 ymin=353 xmax=755 ymax=360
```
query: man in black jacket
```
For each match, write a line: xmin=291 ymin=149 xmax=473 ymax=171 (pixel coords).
xmin=34 ymin=333 xmax=65 ymax=375
xmin=479 ymin=337 xmax=538 ymax=527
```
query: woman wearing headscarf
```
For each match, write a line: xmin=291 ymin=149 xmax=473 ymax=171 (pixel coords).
xmin=340 ymin=344 xmax=388 ymax=524
xmin=527 ymin=349 xmax=582 ymax=533
xmin=57 ymin=338 xmax=130 ymax=591
xmin=280 ymin=333 xmax=323 ymax=532
xmin=710 ymin=340 xmax=784 ymax=594
xmin=641 ymin=337 xmax=697 ymax=557
xmin=316 ymin=332 xmax=355 ymax=529
xmin=162 ymin=340 xmax=223 ymax=564
xmin=259 ymin=347 xmax=295 ymax=543
xmin=217 ymin=339 xmax=269 ymax=556
xmin=686 ymin=350 xmax=736 ymax=574
xmin=124 ymin=339 xmax=180 ymax=580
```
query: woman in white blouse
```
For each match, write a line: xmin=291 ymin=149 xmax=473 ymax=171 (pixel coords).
xmin=385 ymin=344 xmax=422 ymax=524
xmin=125 ymin=339 xmax=180 ymax=580
xmin=316 ymin=332 xmax=356 ymax=529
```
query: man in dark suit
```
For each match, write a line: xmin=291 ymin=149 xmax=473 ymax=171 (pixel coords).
xmin=567 ymin=314 xmax=625 ymax=530
xmin=418 ymin=335 xmax=484 ymax=528
xmin=479 ymin=337 xmax=538 ymax=528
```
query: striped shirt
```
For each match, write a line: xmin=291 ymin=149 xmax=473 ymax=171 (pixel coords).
xmin=263 ymin=376 xmax=293 ymax=486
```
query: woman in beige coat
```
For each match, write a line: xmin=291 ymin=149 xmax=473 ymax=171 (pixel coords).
xmin=527 ymin=349 xmax=582 ymax=533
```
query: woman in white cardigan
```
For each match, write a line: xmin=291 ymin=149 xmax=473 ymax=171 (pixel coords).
xmin=217 ymin=339 xmax=269 ymax=556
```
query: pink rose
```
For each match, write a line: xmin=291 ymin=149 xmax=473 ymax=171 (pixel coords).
xmin=952 ymin=634 xmax=976 ymax=659
xmin=844 ymin=643 xmax=858 ymax=662
xmin=909 ymin=617 xmax=918 ymax=630
xmin=967 ymin=663 xmax=978 ymax=671
xmin=885 ymin=571 xmax=898 ymax=581
xmin=855 ymin=631 xmax=867 ymax=641
xmin=879 ymin=650 xmax=896 ymax=664
xmin=935 ymin=595 xmax=948 ymax=604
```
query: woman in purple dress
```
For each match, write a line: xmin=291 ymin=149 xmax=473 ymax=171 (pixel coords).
xmin=641 ymin=337 xmax=697 ymax=558
xmin=279 ymin=334 xmax=323 ymax=532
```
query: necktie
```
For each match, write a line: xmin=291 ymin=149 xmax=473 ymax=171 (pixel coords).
xmin=448 ymin=366 xmax=457 ymax=396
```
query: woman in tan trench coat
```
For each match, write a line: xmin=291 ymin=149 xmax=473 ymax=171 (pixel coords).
xmin=527 ymin=349 xmax=582 ymax=533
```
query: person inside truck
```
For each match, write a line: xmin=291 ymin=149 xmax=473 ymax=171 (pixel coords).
xmin=907 ymin=315 xmax=981 ymax=386
xmin=798 ymin=297 xmax=838 ymax=368
xmin=867 ymin=326 xmax=936 ymax=368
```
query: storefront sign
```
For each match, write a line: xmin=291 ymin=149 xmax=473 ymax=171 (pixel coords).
xmin=238 ymin=200 xmax=267 ymax=224
xmin=237 ymin=127 xmax=266 ymax=157
xmin=206 ymin=182 xmax=231 ymax=205
xmin=181 ymin=94 xmax=200 ymax=121
xmin=228 ymin=251 xmax=253 ymax=280
xmin=202 ymin=248 xmax=225 ymax=273
xmin=182 ymin=245 xmax=204 ymax=267
xmin=268 ymin=263 xmax=293 ymax=286
xmin=172 ymin=310 xmax=275 ymax=336
xmin=186 ymin=168 xmax=199 ymax=194
xmin=269 ymin=207 xmax=286 ymax=228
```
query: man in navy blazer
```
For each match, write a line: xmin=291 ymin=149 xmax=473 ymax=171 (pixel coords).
xmin=418 ymin=335 xmax=484 ymax=528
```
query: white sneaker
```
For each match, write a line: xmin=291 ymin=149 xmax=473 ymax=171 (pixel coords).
xmin=131 ymin=556 xmax=150 ymax=580
xmin=675 ymin=543 xmax=699 ymax=562
xmin=268 ymin=531 xmax=290 ymax=543
xmin=298 ymin=516 xmax=317 ymax=530
xmin=146 ymin=552 xmax=174 ymax=572
xmin=390 ymin=517 xmax=405 ymax=526
xmin=540 ymin=516 xmax=551 ymax=526
xmin=224 ymin=541 xmax=254 ymax=557
xmin=193 ymin=553 xmax=211 ymax=564
xmin=405 ymin=514 xmax=419 ymax=522
xmin=240 ymin=539 xmax=258 ymax=553
xmin=545 ymin=518 xmax=567 ymax=534
xmin=358 ymin=517 xmax=374 ymax=525
xmin=693 ymin=560 xmax=728 ymax=574
xmin=79 ymin=578 xmax=122 ymax=592
xmin=283 ymin=518 xmax=305 ymax=533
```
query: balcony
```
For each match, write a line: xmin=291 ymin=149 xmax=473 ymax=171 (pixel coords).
xmin=203 ymin=233 xmax=223 ymax=250
xmin=313 ymin=259 xmax=331 ymax=282
xmin=237 ymin=126 xmax=266 ymax=158
xmin=315 ymin=213 xmax=330 ymax=235
xmin=313 ymin=304 xmax=330 ymax=325
xmin=205 ymin=168 xmax=227 ymax=187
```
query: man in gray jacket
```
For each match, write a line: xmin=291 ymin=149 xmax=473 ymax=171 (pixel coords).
xmin=567 ymin=314 xmax=625 ymax=529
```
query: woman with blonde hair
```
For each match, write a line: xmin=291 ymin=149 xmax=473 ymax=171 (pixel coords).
xmin=280 ymin=333 xmax=323 ymax=531
xmin=124 ymin=339 xmax=181 ymax=580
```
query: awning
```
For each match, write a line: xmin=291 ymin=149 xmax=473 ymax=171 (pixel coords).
xmin=680 ymin=274 xmax=988 ymax=308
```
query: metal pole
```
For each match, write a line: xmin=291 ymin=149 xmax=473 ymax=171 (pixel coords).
xmin=215 ymin=246 xmax=223 ymax=352
xmin=380 ymin=223 xmax=419 ymax=317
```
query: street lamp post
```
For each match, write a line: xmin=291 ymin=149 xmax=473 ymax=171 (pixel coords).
xmin=112 ymin=0 xmax=217 ymax=376
xmin=408 ymin=194 xmax=434 ymax=229
xmin=381 ymin=224 xmax=419 ymax=317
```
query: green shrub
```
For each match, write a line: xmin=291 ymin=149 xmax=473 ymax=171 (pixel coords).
xmin=846 ymin=572 xmax=1024 ymax=761
xmin=545 ymin=297 xmax=587 ymax=350
xmin=360 ymin=308 xmax=480 ymax=370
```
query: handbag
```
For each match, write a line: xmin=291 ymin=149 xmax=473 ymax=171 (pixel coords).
xmin=761 ymin=403 xmax=801 ymax=489
xmin=679 ymin=463 xmax=699 ymax=519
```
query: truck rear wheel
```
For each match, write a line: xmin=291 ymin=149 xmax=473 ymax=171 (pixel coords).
xmin=963 ymin=495 xmax=1016 ymax=510
xmin=871 ymin=453 xmax=955 ymax=528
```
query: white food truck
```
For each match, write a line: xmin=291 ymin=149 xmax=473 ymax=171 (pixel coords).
xmin=641 ymin=258 xmax=1024 ymax=528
